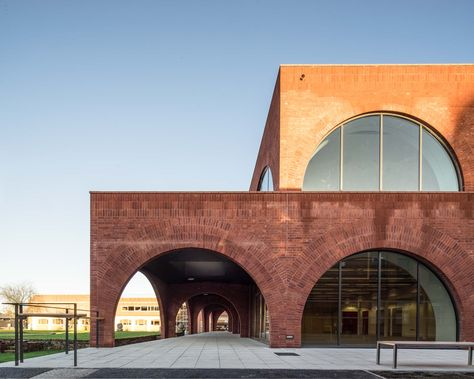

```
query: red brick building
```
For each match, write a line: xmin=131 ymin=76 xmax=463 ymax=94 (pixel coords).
xmin=91 ymin=64 xmax=474 ymax=348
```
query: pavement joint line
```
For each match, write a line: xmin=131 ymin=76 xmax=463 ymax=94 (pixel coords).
xmin=364 ymin=370 xmax=387 ymax=379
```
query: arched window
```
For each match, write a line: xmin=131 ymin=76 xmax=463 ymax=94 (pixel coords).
xmin=303 ymin=114 xmax=460 ymax=191
xmin=302 ymin=251 xmax=457 ymax=346
xmin=257 ymin=166 xmax=274 ymax=191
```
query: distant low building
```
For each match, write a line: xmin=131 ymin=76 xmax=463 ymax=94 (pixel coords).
xmin=0 ymin=313 xmax=13 ymax=329
xmin=28 ymin=295 xmax=161 ymax=332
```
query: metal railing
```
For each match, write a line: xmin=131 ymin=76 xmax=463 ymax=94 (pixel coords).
xmin=2 ymin=302 xmax=102 ymax=367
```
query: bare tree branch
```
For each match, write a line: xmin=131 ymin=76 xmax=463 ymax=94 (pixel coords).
xmin=0 ymin=282 xmax=36 ymax=315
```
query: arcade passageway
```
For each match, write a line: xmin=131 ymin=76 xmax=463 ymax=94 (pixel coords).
xmin=111 ymin=248 xmax=269 ymax=345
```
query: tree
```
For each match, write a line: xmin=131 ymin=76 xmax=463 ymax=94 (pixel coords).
xmin=0 ymin=282 xmax=36 ymax=315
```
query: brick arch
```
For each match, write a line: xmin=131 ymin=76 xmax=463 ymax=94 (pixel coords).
xmin=204 ymin=305 xmax=234 ymax=333
xmin=287 ymin=221 xmax=474 ymax=346
xmin=189 ymin=294 xmax=239 ymax=334
xmin=166 ymin=283 xmax=246 ymax=338
xmin=200 ymin=304 xmax=231 ymax=332
xmin=91 ymin=221 xmax=281 ymax=346
xmin=209 ymin=306 xmax=228 ymax=331
xmin=99 ymin=221 xmax=279 ymax=303
xmin=191 ymin=298 xmax=236 ymax=334
xmin=296 ymin=110 xmax=466 ymax=190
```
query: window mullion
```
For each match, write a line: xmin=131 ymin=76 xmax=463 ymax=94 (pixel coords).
xmin=419 ymin=124 xmax=423 ymax=191
xmin=380 ymin=115 xmax=384 ymax=191
xmin=340 ymin=124 xmax=344 ymax=191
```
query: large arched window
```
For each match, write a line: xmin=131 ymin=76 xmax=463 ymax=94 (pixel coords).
xmin=302 ymin=251 xmax=457 ymax=346
xmin=303 ymin=114 xmax=460 ymax=191
xmin=257 ymin=166 xmax=274 ymax=191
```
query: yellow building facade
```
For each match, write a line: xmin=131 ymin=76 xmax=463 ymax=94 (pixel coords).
xmin=28 ymin=295 xmax=161 ymax=332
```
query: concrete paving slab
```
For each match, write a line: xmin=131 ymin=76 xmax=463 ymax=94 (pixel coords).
xmin=1 ymin=332 xmax=474 ymax=373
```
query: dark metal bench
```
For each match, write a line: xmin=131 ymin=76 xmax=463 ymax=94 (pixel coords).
xmin=376 ymin=341 xmax=474 ymax=369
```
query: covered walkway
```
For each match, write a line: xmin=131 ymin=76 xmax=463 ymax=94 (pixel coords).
xmin=2 ymin=332 xmax=474 ymax=371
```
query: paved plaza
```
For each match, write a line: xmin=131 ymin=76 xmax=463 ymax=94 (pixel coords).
xmin=1 ymin=332 xmax=474 ymax=377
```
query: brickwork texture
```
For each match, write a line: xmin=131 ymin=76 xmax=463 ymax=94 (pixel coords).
xmin=91 ymin=65 xmax=474 ymax=348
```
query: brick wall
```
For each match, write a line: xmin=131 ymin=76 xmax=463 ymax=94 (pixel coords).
xmin=90 ymin=191 xmax=474 ymax=348
xmin=251 ymin=64 xmax=474 ymax=191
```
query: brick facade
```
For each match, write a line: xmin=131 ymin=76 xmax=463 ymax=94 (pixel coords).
xmin=91 ymin=65 xmax=474 ymax=348
xmin=250 ymin=64 xmax=474 ymax=191
xmin=91 ymin=192 xmax=473 ymax=347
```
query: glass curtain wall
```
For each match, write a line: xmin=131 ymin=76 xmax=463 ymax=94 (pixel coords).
xmin=301 ymin=263 xmax=339 ymax=344
xmin=302 ymin=251 xmax=457 ymax=346
xmin=303 ymin=114 xmax=460 ymax=191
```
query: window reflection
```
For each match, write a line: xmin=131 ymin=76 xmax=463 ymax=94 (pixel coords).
xmin=303 ymin=128 xmax=340 ymax=190
xmin=343 ymin=116 xmax=379 ymax=190
xmin=382 ymin=116 xmax=419 ymax=191
xmin=302 ymin=114 xmax=459 ymax=192
xmin=257 ymin=167 xmax=274 ymax=191
xmin=302 ymin=251 xmax=457 ymax=346
xmin=422 ymin=129 xmax=459 ymax=191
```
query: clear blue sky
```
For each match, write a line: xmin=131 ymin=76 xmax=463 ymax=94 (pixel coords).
xmin=1 ymin=0 xmax=473 ymax=296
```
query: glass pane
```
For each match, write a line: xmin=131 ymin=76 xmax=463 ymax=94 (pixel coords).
xmin=342 ymin=116 xmax=380 ymax=190
xmin=419 ymin=265 xmax=456 ymax=341
xmin=422 ymin=129 xmax=459 ymax=191
xmin=340 ymin=252 xmax=378 ymax=345
xmin=258 ymin=168 xmax=274 ymax=191
xmin=264 ymin=304 xmax=270 ymax=340
xmin=380 ymin=252 xmax=417 ymax=341
xmin=383 ymin=116 xmax=419 ymax=191
xmin=303 ymin=128 xmax=340 ymax=190
xmin=302 ymin=263 xmax=339 ymax=345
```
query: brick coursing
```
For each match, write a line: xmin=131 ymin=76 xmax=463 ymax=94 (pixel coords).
xmin=91 ymin=65 xmax=474 ymax=348
xmin=91 ymin=191 xmax=474 ymax=348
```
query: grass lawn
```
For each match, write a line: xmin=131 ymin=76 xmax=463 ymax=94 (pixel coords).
xmin=0 ymin=330 xmax=159 ymax=340
xmin=0 ymin=349 xmax=62 ymax=364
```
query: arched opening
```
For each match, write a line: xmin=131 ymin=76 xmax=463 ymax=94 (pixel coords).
xmin=302 ymin=250 xmax=457 ymax=346
xmin=175 ymin=302 xmax=188 ymax=336
xmin=187 ymin=293 xmax=240 ymax=335
xmin=114 ymin=272 xmax=161 ymax=340
xmin=216 ymin=311 xmax=229 ymax=331
xmin=257 ymin=166 xmax=274 ymax=191
xmin=303 ymin=113 xmax=461 ymax=191
xmin=123 ymin=247 xmax=267 ymax=342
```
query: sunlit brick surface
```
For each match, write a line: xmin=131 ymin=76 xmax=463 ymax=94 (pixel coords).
xmin=91 ymin=191 xmax=474 ymax=347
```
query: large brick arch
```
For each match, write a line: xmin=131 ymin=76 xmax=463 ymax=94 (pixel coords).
xmin=91 ymin=221 xmax=282 ymax=346
xmin=286 ymin=221 xmax=474 ymax=346
xmin=295 ymin=110 xmax=467 ymax=190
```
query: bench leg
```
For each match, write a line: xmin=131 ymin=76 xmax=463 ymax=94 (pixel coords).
xmin=469 ymin=347 xmax=473 ymax=366
xmin=393 ymin=345 xmax=398 ymax=369
xmin=376 ymin=343 xmax=380 ymax=365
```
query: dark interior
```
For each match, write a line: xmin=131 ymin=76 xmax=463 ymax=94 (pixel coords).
xmin=140 ymin=248 xmax=253 ymax=284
